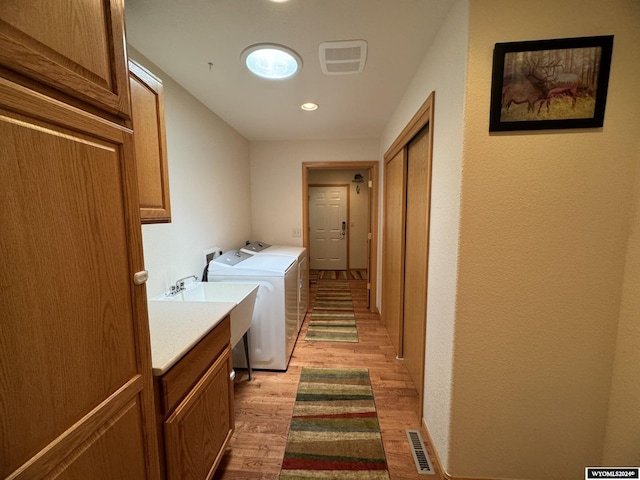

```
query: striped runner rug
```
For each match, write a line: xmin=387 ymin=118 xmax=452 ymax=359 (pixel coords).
xmin=305 ymin=281 xmax=358 ymax=342
xmin=279 ymin=367 xmax=390 ymax=480
xmin=309 ymin=270 xmax=368 ymax=282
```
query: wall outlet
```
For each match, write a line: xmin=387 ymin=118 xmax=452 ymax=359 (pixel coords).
xmin=292 ymin=228 xmax=301 ymax=237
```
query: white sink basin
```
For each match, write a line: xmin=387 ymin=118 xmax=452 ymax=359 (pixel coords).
xmin=152 ymin=282 xmax=259 ymax=347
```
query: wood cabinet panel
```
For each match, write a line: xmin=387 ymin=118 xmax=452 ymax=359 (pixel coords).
xmin=0 ymin=0 xmax=131 ymax=117
xmin=17 ymin=379 xmax=148 ymax=480
xmin=164 ymin=348 xmax=234 ymax=480
xmin=129 ymin=60 xmax=172 ymax=223
xmin=55 ymin=399 xmax=148 ymax=480
xmin=0 ymin=79 xmax=158 ymax=479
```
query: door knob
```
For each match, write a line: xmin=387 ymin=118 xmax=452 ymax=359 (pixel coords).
xmin=133 ymin=270 xmax=148 ymax=285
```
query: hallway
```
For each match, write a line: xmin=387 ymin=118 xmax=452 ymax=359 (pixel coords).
xmin=214 ymin=278 xmax=444 ymax=479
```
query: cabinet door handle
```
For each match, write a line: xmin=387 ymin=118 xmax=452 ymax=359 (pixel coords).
xmin=133 ymin=270 xmax=148 ymax=285
xmin=229 ymin=370 xmax=236 ymax=381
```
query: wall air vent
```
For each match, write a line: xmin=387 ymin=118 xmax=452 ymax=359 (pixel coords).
xmin=319 ymin=39 xmax=367 ymax=75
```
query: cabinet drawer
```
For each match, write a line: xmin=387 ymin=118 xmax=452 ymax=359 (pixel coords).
xmin=158 ymin=316 xmax=230 ymax=414
xmin=164 ymin=347 xmax=234 ymax=480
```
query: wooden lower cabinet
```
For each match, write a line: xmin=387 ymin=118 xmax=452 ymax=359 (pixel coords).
xmin=154 ymin=317 xmax=234 ymax=480
xmin=165 ymin=350 xmax=234 ymax=479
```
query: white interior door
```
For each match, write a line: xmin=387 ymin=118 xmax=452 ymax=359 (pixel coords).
xmin=309 ymin=186 xmax=348 ymax=270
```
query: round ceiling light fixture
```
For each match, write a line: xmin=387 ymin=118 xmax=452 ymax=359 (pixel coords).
xmin=241 ymin=43 xmax=302 ymax=80
xmin=301 ymin=102 xmax=318 ymax=111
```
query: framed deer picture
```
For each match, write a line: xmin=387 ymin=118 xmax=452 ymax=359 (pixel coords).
xmin=489 ymin=35 xmax=614 ymax=132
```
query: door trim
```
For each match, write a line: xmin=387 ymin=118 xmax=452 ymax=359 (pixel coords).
xmin=384 ymin=92 xmax=435 ymax=160
xmin=302 ymin=161 xmax=379 ymax=313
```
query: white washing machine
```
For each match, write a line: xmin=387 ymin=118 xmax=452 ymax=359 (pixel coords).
xmin=241 ymin=241 xmax=308 ymax=331
xmin=208 ymin=250 xmax=298 ymax=371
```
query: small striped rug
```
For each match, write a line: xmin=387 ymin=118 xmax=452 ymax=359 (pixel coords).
xmin=305 ymin=281 xmax=358 ymax=343
xmin=309 ymin=270 xmax=368 ymax=282
xmin=279 ymin=368 xmax=390 ymax=480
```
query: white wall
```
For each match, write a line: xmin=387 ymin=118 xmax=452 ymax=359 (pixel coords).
xmin=450 ymin=1 xmax=640 ymax=478
xmin=249 ymin=139 xmax=378 ymax=246
xmin=307 ymin=169 xmax=370 ymax=269
xmin=128 ymin=48 xmax=252 ymax=298
xmin=379 ymin=0 xmax=469 ymax=470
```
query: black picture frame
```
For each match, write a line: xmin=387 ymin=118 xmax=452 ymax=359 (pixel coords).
xmin=489 ymin=35 xmax=614 ymax=132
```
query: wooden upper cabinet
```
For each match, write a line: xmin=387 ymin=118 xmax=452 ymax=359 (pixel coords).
xmin=129 ymin=59 xmax=172 ymax=223
xmin=0 ymin=0 xmax=131 ymax=118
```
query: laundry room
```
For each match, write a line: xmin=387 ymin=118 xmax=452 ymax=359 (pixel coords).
xmin=131 ymin=45 xmax=380 ymax=300
xmin=4 ymin=1 xmax=640 ymax=479
xmin=126 ymin=0 xmax=640 ymax=474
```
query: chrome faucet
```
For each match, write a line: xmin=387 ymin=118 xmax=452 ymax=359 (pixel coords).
xmin=169 ymin=275 xmax=198 ymax=295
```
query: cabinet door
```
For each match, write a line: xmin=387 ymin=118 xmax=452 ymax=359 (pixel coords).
xmin=129 ymin=60 xmax=172 ymax=223
xmin=0 ymin=0 xmax=131 ymax=118
xmin=0 ymin=81 xmax=159 ymax=479
xmin=164 ymin=348 xmax=234 ymax=480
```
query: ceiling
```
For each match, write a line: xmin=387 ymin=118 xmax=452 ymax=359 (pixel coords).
xmin=124 ymin=0 xmax=455 ymax=142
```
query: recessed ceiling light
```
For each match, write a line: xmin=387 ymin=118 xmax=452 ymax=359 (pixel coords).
xmin=301 ymin=102 xmax=318 ymax=111
xmin=241 ymin=43 xmax=302 ymax=80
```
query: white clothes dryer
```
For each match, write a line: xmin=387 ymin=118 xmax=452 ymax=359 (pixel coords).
xmin=208 ymin=251 xmax=298 ymax=371
xmin=240 ymin=241 xmax=308 ymax=331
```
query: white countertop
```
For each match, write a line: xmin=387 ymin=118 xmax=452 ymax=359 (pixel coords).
xmin=147 ymin=301 xmax=235 ymax=376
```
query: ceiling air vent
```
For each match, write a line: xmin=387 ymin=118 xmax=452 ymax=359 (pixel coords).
xmin=319 ymin=40 xmax=367 ymax=75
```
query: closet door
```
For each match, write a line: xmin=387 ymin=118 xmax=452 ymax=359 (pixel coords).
xmin=403 ymin=125 xmax=432 ymax=414
xmin=382 ymin=149 xmax=407 ymax=355
xmin=381 ymin=92 xmax=434 ymax=420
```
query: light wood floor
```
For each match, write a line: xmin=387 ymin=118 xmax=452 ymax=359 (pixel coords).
xmin=213 ymin=279 xmax=445 ymax=480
